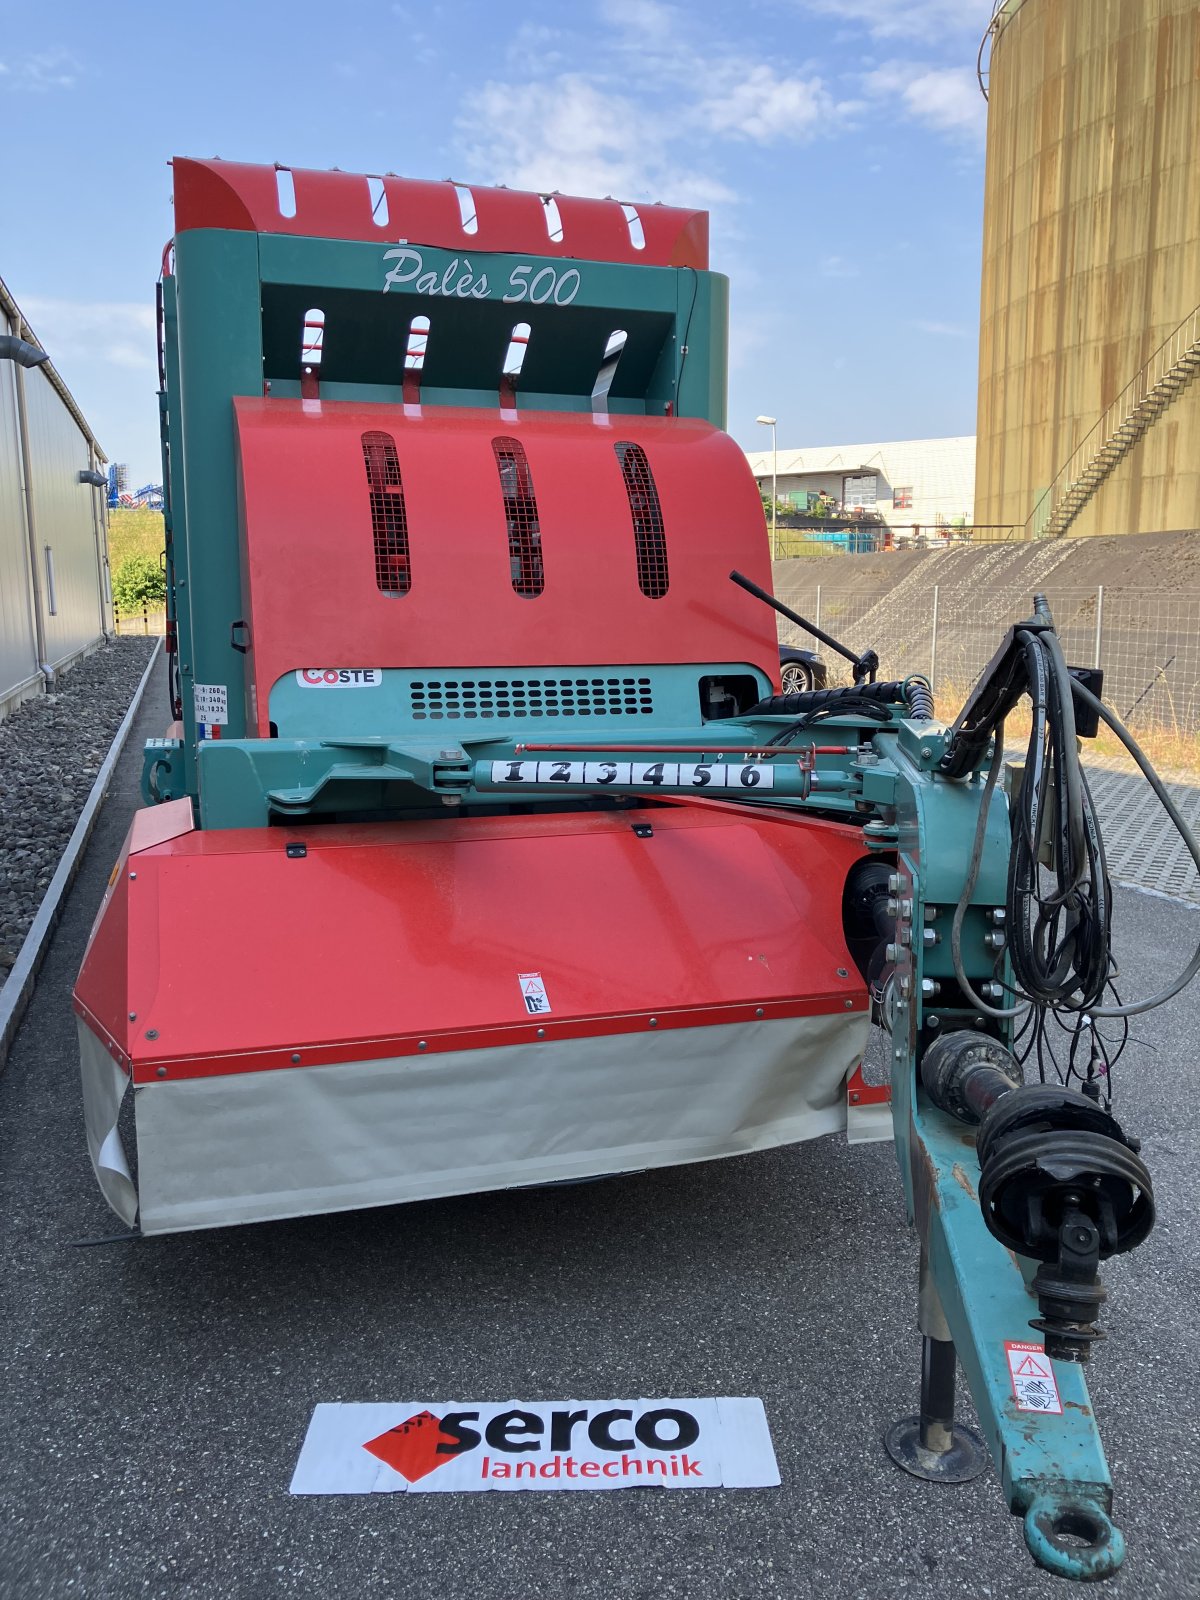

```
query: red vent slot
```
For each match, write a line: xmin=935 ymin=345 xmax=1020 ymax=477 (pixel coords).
xmin=615 ymin=442 xmax=668 ymax=598
xmin=493 ymin=437 xmax=544 ymax=597
xmin=362 ymin=431 xmax=411 ymax=595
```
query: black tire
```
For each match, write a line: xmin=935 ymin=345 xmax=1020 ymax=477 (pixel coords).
xmin=780 ymin=660 xmax=814 ymax=695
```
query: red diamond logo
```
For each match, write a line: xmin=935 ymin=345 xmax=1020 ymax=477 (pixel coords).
xmin=363 ymin=1410 xmax=457 ymax=1483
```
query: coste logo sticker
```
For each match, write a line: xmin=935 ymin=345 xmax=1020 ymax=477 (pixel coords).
xmin=290 ymin=1397 xmax=779 ymax=1495
xmin=296 ymin=669 xmax=383 ymax=688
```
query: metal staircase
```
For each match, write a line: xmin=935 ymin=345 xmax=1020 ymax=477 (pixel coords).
xmin=1027 ymin=301 xmax=1200 ymax=539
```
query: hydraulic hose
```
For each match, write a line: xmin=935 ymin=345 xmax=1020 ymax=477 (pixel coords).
xmin=748 ymin=676 xmax=933 ymax=721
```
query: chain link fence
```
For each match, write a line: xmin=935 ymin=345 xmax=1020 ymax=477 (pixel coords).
xmin=775 ymin=584 xmax=1200 ymax=743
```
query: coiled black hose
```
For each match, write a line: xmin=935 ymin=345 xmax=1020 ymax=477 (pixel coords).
xmin=747 ymin=676 xmax=933 ymax=720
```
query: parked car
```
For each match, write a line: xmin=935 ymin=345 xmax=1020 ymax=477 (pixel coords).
xmin=778 ymin=645 xmax=828 ymax=693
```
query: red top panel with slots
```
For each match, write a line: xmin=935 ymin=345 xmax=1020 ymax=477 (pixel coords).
xmin=233 ymin=399 xmax=777 ymax=733
xmin=172 ymin=158 xmax=709 ymax=269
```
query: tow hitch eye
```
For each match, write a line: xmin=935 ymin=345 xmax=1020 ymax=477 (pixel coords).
xmin=921 ymin=1034 xmax=1155 ymax=1361
xmin=1023 ymin=1495 xmax=1126 ymax=1580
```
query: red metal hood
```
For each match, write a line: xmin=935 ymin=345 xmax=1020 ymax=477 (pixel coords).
xmin=233 ymin=400 xmax=778 ymax=735
xmin=75 ymin=805 xmax=869 ymax=1083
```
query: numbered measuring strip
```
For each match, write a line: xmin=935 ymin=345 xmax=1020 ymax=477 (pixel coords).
xmin=488 ymin=759 xmax=775 ymax=790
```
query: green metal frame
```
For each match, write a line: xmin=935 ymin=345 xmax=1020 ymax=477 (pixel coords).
xmin=156 ymin=226 xmax=727 ymax=799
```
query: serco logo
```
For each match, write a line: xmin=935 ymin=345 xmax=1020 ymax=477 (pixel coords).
xmin=296 ymin=668 xmax=383 ymax=688
xmin=363 ymin=1403 xmax=702 ymax=1485
xmin=289 ymin=1395 xmax=779 ymax=1495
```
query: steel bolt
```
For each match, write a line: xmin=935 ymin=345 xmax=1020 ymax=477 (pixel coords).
xmin=888 ymin=872 xmax=902 ymax=893
xmin=927 ymin=1014 xmax=941 ymax=1029
xmin=291 ymin=1053 xmax=301 ymax=1064
xmin=128 ymin=1012 xmax=137 ymax=1021
xmin=755 ymin=1007 xmax=765 ymax=1018
xmin=885 ymin=943 xmax=899 ymax=963
xmin=145 ymin=1029 xmax=158 ymax=1040
xmin=844 ymin=999 xmax=855 ymax=1009
xmin=921 ymin=979 xmax=939 ymax=997
xmin=985 ymin=930 xmax=1007 ymax=950
xmin=418 ymin=1040 xmax=428 ymax=1051
xmin=991 ymin=908 xmax=1007 ymax=924
xmin=439 ymin=749 xmax=460 ymax=759
xmin=536 ymin=1027 xmax=545 ymax=1039
xmin=923 ymin=928 xmax=939 ymax=946
xmin=920 ymin=746 xmax=933 ymax=760
xmin=128 ymin=871 xmax=137 ymax=880
xmin=836 ymin=968 xmax=849 ymax=978
xmin=156 ymin=1066 xmax=166 ymax=1079
xmin=649 ymin=1017 xmax=658 ymax=1028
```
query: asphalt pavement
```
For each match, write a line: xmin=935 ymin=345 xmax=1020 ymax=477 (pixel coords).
xmin=2 ymin=662 xmax=1199 ymax=1600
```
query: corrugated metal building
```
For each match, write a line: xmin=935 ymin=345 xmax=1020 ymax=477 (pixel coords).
xmin=1 ymin=274 xmax=113 ymax=719
xmin=744 ymin=435 xmax=976 ymax=530
xmin=976 ymin=0 xmax=1200 ymax=538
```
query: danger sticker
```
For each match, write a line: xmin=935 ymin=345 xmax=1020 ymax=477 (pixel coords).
xmin=296 ymin=668 xmax=383 ymax=688
xmin=290 ymin=1398 xmax=779 ymax=1495
xmin=193 ymin=683 xmax=228 ymax=725
xmin=519 ymin=972 xmax=551 ymax=1015
xmin=1005 ymin=1341 xmax=1062 ymax=1414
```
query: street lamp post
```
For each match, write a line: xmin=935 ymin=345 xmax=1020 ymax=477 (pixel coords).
xmin=756 ymin=415 xmax=777 ymax=557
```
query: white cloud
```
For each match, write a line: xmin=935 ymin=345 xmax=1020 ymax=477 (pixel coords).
xmin=458 ymin=74 xmax=734 ymax=207
xmin=913 ymin=319 xmax=969 ymax=337
xmin=505 ymin=21 xmax=569 ymax=70
xmin=598 ymin=0 xmax=681 ymax=43
xmin=863 ymin=61 xmax=985 ymax=140
xmin=799 ymin=0 xmax=994 ymax=43
xmin=821 ymin=255 xmax=860 ymax=278
xmin=699 ymin=64 xmax=853 ymax=143
xmin=0 ymin=50 xmax=81 ymax=91
xmin=18 ymin=298 xmax=156 ymax=372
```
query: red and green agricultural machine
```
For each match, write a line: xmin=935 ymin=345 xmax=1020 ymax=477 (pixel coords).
xmin=74 ymin=158 xmax=1195 ymax=1578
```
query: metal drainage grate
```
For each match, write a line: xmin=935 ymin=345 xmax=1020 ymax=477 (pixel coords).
xmin=410 ymin=676 xmax=654 ymax=720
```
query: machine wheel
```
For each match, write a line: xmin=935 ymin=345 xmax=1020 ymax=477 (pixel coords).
xmin=780 ymin=660 xmax=814 ymax=695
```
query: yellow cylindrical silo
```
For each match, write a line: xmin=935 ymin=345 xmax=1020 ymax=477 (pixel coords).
xmin=975 ymin=0 xmax=1200 ymax=538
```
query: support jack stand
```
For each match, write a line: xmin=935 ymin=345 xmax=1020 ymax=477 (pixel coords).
xmin=885 ymin=1335 xmax=988 ymax=1483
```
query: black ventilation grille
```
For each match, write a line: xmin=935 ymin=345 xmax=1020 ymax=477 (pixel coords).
xmin=493 ymin=436 xmax=544 ymax=597
xmin=615 ymin=440 xmax=668 ymax=598
xmin=410 ymin=676 xmax=654 ymax=720
xmin=362 ymin=430 xmax=411 ymax=595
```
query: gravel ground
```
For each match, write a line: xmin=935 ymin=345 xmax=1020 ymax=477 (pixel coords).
xmin=0 ymin=638 xmax=157 ymax=984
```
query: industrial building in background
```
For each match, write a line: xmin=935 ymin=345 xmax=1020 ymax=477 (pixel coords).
xmin=744 ymin=434 xmax=975 ymax=543
xmin=976 ymin=0 xmax=1200 ymax=538
xmin=0 ymin=274 xmax=113 ymax=720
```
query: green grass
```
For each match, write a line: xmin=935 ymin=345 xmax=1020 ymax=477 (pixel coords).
xmin=107 ymin=507 xmax=164 ymax=569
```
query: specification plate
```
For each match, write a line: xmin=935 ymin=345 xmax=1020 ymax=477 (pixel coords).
xmin=193 ymin=683 xmax=228 ymax=725
xmin=489 ymin=759 xmax=775 ymax=790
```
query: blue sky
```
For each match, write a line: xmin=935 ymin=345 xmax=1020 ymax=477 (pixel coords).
xmin=1 ymin=0 xmax=994 ymax=484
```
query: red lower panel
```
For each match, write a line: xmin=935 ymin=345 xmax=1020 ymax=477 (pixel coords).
xmin=74 ymin=806 xmax=869 ymax=1083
